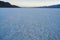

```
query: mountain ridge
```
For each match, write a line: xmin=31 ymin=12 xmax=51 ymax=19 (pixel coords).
xmin=0 ymin=1 xmax=20 ymax=8
xmin=0 ymin=1 xmax=60 ymax=8
xmin=35 ymin=4 xmax=60 ymax=8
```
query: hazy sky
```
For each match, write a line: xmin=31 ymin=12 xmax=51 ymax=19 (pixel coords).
xmin=1 ymin=0 xmax=60 ymax=7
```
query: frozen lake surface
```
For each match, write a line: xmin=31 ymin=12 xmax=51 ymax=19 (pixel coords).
xmin=0 ymin=8 xmax=60 ymax=40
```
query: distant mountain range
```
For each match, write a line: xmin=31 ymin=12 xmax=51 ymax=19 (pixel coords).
xmin=35 ymin=4 xmax=60 ymax=8
xmin=0 ymin=1 xmax=60 ymax=8
xmin=0 ymin=1 xmax=20 ymax=8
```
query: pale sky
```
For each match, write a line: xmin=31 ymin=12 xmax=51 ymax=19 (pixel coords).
xmin=1 ymin=0 xmax=60 ymax=7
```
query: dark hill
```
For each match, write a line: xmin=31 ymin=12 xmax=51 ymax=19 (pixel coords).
xmin=0 ymin=1 xmax=20 ymax=8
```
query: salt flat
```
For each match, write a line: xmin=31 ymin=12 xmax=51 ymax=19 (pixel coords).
xmin=0 ymin=8 xmax=60 ymax=40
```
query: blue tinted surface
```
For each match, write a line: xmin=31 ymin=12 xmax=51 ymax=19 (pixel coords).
xmin=0 ymin=8 xmax=60 ymax=40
